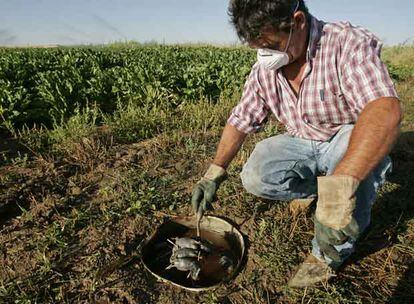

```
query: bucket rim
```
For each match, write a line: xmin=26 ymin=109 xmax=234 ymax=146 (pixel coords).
xmin=140 ymin=215 xmax=245 ymax=292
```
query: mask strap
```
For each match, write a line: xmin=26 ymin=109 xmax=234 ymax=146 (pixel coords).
xmin=283 ymin=1 xmax=300 ymax=52
xmin=283 ymin=25 xmax=294 ymax=53
xmin=293 ymin=1 xmax=300 ymax=14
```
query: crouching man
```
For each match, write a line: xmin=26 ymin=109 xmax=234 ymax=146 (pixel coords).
xmin=191 ymin=0 xmax=402 ymax=287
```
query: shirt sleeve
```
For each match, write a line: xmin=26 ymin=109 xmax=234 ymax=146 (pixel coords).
xmin=227 ymin=64 xmax=270 ymax=134
xmin=339 ymin=30 xmax=398 ymax=113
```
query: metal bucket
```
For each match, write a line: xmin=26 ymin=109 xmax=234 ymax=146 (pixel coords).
xmin=141 ymin=215 xmax=245 ymax=292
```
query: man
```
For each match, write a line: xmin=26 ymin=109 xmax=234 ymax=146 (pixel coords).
xmin=191 ymin=0 xmax=402 ymax=287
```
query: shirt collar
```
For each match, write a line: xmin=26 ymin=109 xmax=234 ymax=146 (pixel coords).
xmin=306 ymin=15 xmax=324 ymax=61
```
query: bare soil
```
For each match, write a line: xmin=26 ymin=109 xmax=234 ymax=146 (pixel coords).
xmin=1 ymin=127 xmax=414 ymax=303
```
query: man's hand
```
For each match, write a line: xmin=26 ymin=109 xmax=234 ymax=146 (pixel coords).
xmin=191 ymin=164 xmax=227 ymax=216
xmin=191 ymin=124 xmax=246 ymax=216
xmin=314 ymin=175 xmax=361 ymax=262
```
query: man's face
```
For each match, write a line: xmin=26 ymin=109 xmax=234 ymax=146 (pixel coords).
xmin=249 ymin=11 xmax=309 ymax=65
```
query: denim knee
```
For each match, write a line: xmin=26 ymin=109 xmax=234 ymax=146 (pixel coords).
xmin=240 ymin=162 xmax=289 ymax=200
xmin=240 ymin=164 xmax=263 ymax=198
xmin=240 ymin=162 xmax=316 ymax=201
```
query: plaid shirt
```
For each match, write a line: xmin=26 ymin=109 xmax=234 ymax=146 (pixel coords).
xmin=228 ymin=16 xmax=398 ymax=141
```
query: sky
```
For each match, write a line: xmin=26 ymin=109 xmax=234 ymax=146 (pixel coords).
xmin=1 ymin=0 xmax=412 ymax=46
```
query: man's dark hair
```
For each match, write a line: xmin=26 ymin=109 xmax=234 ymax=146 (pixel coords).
xmin=228 ymin=0 xmax=310 ymax=43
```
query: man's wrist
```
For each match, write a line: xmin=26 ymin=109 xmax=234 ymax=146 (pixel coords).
xmin=204 ymin=163 xmax=227 ymax=182
xmin=331 ymin=168 xmax=362 ymax=182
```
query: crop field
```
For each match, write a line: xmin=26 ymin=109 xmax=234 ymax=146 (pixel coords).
xmin=0 ymin=44 xmax=413 ymax=303
xmin=0 ymin=45 xmax=255 ymax=131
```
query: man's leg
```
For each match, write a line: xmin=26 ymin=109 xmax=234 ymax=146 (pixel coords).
xmin=313 ymin=125 xmax=392 ymax=267
xmin=240 ymin=133 xmax=318 ymax=201
xmin=289 ymin=125 xmax=392 ymax=287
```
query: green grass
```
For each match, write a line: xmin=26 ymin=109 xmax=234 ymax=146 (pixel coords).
xmin=383 ymin=45 xmax=414 ymax=81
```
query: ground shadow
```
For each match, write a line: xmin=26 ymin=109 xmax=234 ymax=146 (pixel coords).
xmin=349 ymin=131 xmax=414 ymax=258
xmin=386 ymin=131 xmax=414 ymax=303
xmin=0 ymin=131 xmax=35 ymax=166
xmin=390 ymin=261 xmax=414 ymax=303
xmin=93 ymin=235 xmax=161 ymax=304
xmin=342 ymin=131 xmax=414 ymax=301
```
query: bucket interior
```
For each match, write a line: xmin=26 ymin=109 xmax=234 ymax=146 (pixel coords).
xmin=141 ymin=216 xmax=245 ymax=290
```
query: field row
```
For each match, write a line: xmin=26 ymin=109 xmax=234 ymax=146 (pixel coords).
xmin=0 ymin=46 xmax=255 ymax=130
xmin=0 ymin=45 xmax=411 ymax=131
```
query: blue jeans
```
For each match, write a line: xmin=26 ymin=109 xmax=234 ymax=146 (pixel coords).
xmin=240 ymin=125 xmax=392 ymax=267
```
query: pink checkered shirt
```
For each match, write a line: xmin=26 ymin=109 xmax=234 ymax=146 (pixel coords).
xmin=228 ymin=16 xmax=398 ymax=141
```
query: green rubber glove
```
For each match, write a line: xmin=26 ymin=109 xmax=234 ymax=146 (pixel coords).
xmin=191 ymin=164 xmax=227 ymax=216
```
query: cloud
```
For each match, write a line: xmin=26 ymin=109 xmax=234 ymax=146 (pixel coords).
xmin=91 ymin=14 xmax=126 ymax=39
xmin=60 ymin=21 xmax=95 ymax=40
xmin=3 ymin=35 xmax=18 ymax=45
xmin=0 ymin=28 xmax=18 ymax=45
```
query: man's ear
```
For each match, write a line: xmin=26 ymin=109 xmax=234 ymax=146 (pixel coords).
xmin=293 ymin=11 xmax=307 ymax=31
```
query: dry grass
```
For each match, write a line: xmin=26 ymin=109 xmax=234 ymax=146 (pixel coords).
xmin=383 ymin=45 xmax=414 ymax=68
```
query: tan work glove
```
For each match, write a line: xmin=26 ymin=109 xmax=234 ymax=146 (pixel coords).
xmin=191 ymin=164 xmax=227 ymax=216
xmin=315 ymin=175 xmax=360 ymax=230
xmin=314 ymin=175 xmax=361 ymax=262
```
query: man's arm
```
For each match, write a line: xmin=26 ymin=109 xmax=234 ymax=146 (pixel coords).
xmin=212 ymin=123 xmax=248 ymax=169
xmin=191 ymin=123 xmax=247 ymax=215
xmin=333 ymin=97 xmax=403 ymax=181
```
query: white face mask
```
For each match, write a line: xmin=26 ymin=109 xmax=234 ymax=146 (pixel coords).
xmin=257 ymin=48 xmax=290 ymax=71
